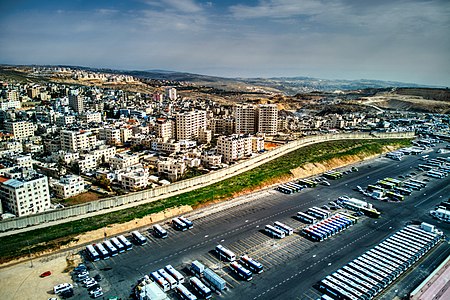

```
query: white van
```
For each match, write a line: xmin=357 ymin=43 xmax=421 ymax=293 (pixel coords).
xmin=53 ymin=283 xmax=73 ymax=294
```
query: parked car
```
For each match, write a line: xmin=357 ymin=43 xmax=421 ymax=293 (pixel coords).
xmin=40 ymin=271 xmax=52 ymax=278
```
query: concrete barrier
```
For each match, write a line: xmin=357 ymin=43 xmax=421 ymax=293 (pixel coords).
xmin=0 ymin=131 xmax=414 ymax=233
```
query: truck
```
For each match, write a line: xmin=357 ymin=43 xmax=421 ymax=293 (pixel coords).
xmin=204 ymin=268 xmax=226 ymax=291
xmin=191 ymin=260 xmax=205 ymax=276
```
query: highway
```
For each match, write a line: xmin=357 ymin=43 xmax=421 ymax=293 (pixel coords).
xmin=74 ymin=143 xmax=450 ymax=300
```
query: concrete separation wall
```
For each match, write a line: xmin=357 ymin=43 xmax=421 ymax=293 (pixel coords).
xmin=0 ymin=131 xmax=414 ymax=234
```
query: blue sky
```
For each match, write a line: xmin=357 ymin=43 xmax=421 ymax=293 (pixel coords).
xmin=1 ymin=0 xmax=449 ymax=86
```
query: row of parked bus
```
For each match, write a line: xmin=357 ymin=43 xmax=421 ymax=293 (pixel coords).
xmin=86 ymin=235 xmax=133 ymax=261
xmin=302 ymin=213 xmax=356 ymax=242
xmin=264 ymin=221 xmax=294 ymax=239
xmin=275 ymin=181 xmax=306 ymax=194
xmin=319 ymin=223 xmax=443 ymax=300
xmin=172 ymin=216 xmax=194 ymax=231
xmin=215 ymin=245 xmax=264 ymax=281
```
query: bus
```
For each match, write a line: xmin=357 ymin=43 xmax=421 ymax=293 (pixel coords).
xmin=319 ymin=278 xmax=359 ymax=300
xmin=153 ymin=224 xmax=168 ymax=238
xmin=190 ymin=277 xmax=212 ymax=299
xmin=158 ymin=268 xmax=177 ymax=289
xmin=323 ymin=171 xmax=343 ymax=180
xmin=165 ymin=265 xmax=185 ymax=284
xmin=274 ymin=221 xmax=294 ymax=236
xmin=393 ymin=187 xmax=412 ymax=196
xmin=421 ymin=155 xmax=429 ymax=160
xmin=367 ymin=185 xmax=384 ymax=192
xmin=110 ymin=237 xmax=125 ymax=253
xmin=418 ymin=164 xmax=433 ymax=171
xmin=179 ymin=216 xmax=193 ymax=229
xmin=427 ymin=171 xmax=446 ymax=178
xmin=151 ymin=271 xmax=170 ymax=292
xmin=103 ymin=240 xmax=118 ymax=257
xmin=277 ymin=185 xmax=293 ymax=194
xmin=297 ymin=211 xmax=317 ymax=224
xmin=403 ymin=182 xmax=422 ymax=190
xmin=409 ymin=179 xmax=427 ymax=188
xmin=377 ymin=180 xmax=396 ymax=190
xmin=229 ymin=262 xmax=253 ymax=281
xmin=172 ymin=217 xmax=188 ymax=231
xmin=386 ymin=191 xmax=405 ymax=201
xmin=86 ymin=245 xmax=100 ymax=262
xmin=117 ymin=235 xmax=133 ymax=250
xmin=265 ymin=224 xmax=286 ymax=239
xmin=131 ymin=231 xmax=147 ymax=245
xmin=240 ymin=255 xmax=264 ymax=274
xmin=95 ymin=243 xmax=109 ymax=259
xmin=384 ymin=177 xmax=402 ymax=186
xmin=176 ymin=283 xmax=197 ymax=300
xmin=312 ymin=206 xmax=331 ymax=218
xmin=215 ymin=244 xmax=236 ymax=262
xmin=307 ymin=208 xmax=327 ymax=219
xmin=298 ymin=179 xmax=317 ymax=188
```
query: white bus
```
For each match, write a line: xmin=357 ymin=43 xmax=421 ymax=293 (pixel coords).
xmin=95 ymin=243 xmax=109 ymax=259
xmin=297 ymin=211 xmax=317 ymax=224
xmin=215 ymin=244 xmax=236 ymax=262
xmin=240 ymin=255 xmax=264 ymax=274
xmin=229 ymin=262 xmax=253 ymax=281
xmin=110 ymin=237 xmax=125 ymax=253
xmin=165 ymin=265 xmax=185 ymax=284
xmin=274 ymin=221 xmax=294 ymax=236
xmin=151 ymin=271 xmax=170 ymax=292
xmin=131 ymin=231 xmax=147 ymax=245
xmin=190 ymin=277 xmax=212 ymax=299
xmin=153 ymin=224 xmax=168 ymax=238
xmin=86 ymin=245 xmax=100 ymax=262
xmin=172 ymin=217 xmax=188 ymax=231
xmin=117 ymin=235 xmax=133 ymax=250
xmin=103 ymin=240 xmax=118 ymax=257
xmin=176 ymin=283 xmax=197 ymax=300
xmin=265 ymin=225 xmax=285 ymax=239
xmin=158 ymin=268 xmax=178 ymax=289
xmin=179 ymin=216 xmax=193 ymax=229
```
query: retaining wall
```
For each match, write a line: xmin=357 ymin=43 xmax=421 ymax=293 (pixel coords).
xmin=0 ymin=131 xmax=414 ymax=233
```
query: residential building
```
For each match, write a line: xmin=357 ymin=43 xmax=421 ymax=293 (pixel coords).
xmin=176 ymin=110 xmax=206 ymax=140
xmin=119 ymin=167 xmax=149 ymax=191
xmin=4 ymin=121 xmax=35 ymax=140
xmin=166 ymin=87 xmax=177 ymax=100
xmin=52 ymin=175 xmax=85 ymax=199
xmin=216 ymin=134 xmax=255 ymax=163
xmin=256 ymin=104 xmax=278 ymax=135
xmin=234 ymin=104 xmax=256 ymax=134
xmin=155 ymin=118 xmax=174 ymax=142
xmin=69 ymin=92 xmax=84 ymax=113
xmin=110 ymin=153 xmax=140 ymax=170
xmin=0 ymin=99 xmax=21 ymax=110
xmin=157 ymin=158 xmax=186 ymax=181
xmin=0 ymin=171 xmax=50 ymax=217
xmin=60 ymin=130 xmax=96 ymax=152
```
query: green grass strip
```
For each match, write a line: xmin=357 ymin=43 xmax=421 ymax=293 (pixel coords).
xmin=0 ymin=138 xmax=411 ymax=263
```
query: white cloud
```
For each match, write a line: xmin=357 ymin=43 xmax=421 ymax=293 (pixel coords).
xmin=146 ymin=0 xmax=203 ymax=13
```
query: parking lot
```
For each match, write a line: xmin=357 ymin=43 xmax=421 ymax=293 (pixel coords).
xmin=56 ymin=142 xmax=450 ymax=300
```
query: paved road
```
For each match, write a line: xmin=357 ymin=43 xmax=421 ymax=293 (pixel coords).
xmin=72 ymin=143 xmax=450 ymax=300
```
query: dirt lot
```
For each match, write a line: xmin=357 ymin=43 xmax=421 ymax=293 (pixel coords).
xmin=54 ymin=191 xmax=102 ymax=206
xmin=0 ymin=252 xmax=80 ymax=300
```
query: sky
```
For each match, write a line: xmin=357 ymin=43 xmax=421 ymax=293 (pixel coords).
xmin=0 ymin=0 xmax=449 ymax=86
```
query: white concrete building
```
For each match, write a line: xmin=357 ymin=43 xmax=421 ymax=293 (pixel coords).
xmin=52 ymin=175 xmax=85 ymax=199
xmin=176 ymin=110 xmax=206 ymax=140
xmin=234 ymin=104 xmax=256 ymax=134
xmin=110 ymin=153 xmax=140 ymax=170
xmin=157 ymin=158 xmax=186 ymax=181
xmin=119 ymin=167 xmax=149 ymax=191
xmin=256 ymin=104 xmax=278 ymax=135
xmin=60 ymin=130 xmax=97 ymax=152
xmin=0 ymin=172 xmax=50 ymax=217
xmin=166 ymin=87 xmax=177 ymax=100
xmin=155 ymin=118 xmax=174 ymax=142
xmin=4 ymin=121 xmax=35 ymax=140
xmin=216 ymin=134 xmax=255 ymax=163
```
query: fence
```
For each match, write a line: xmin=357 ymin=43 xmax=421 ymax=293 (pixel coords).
xmin=0 ymin=131 xmax=414 ymax=233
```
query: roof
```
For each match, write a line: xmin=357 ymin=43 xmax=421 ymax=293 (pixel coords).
xmin=3 ymin=178 xmax=24 ymax=188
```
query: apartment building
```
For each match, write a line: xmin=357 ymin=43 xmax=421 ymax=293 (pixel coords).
xmin=79 ymin=112 xmax=102 ymax=123
xmin=0 ymin=172 xmax=50 ymax=217
xmin=234 ymin=104 xmax=256 ymax=134
xmin=216 ymin=134 xmax=253 ymax=163
xmin=256 ymin=104 xmax=278 ymax=135
xmin=69 ymin=93 xmax=84 ymax=113
xmin=60 ymin=130 xmax=96 ymax=152
xmin=166 ymin=87 xmax=177 ymax=100
xmin=157 ymin=158 xmax=186 ymax=181
xmin=119 ymin=167 xmax=149 ymax=191
xmin=176 ymin=110 xmax=207 ymax=140
xmin=155 ymin=118 xmax=174 ymax=142
xmin=99 ymin=127 xmax=121 ymax=145
xmin=52 ymin=174 xmax=85 ymax=199
xmin=0 ymin=99 xmax=21 ymax=110
xmin=4 ymin=121 xmax=35 ymax=140
xmin=56 ymin=115 xmax=76 ymax=126
xmin=110 ymin=153 xmax=140 ymax=170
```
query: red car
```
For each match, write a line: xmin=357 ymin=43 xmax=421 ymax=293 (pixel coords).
xmin=40 ymin=271 xmax=52 ymax=278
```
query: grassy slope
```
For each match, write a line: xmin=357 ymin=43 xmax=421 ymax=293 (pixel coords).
xmin=0 ymin=138 xmax=411 ymax=263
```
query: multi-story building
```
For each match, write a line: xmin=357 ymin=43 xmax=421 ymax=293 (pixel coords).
xmin=6 ymin=90 xmax=19 ymax=101
xmin=151 ymin=139 xmax=181 ymax=154
xmin=256 ymin=104 xmax=278 ymax=135
xmin=0 ymin=99 xmax=21 ymax=110
xmin=69 ymin=92 xmax=84 ymax=113
xmin=166 ymin=87 xmax=177 ymax=100
xmin=176 ymin=110 xmax=207 ymax=141
xmin=56 ymin=115 xmax=76 ymax=126
xmin=157 ymin=158 xmax=186 ymax=181
xmin=98 ymin=127 xmax=121 ymax=145
xmin=52 ymin=175 xmax=85 ymax=199
xmin=60 ymin=130 xmax=97 ymax=152
xmin=199 ymin=128 xmax=212 ymax=144
xmin=216 ymin=134 xmax=253 ymax=163
xmin=11 ymin=154 xmax=33 ymax=169
xmin=234 ymin=105 xmax=256 ymax=134
xmin=211 ymin=117 xmax=234 ymax=135
xmin=4 ymin=121 xmax=35 ymax=140
xmin=155 ymin=118 xmax=174 ymax=142
xmin=79 ymin=112 xmax=102 ymax=123
xmin=119 ymin=167 xmax=149 ymax=191
xmin=0 ymin=171 xmax=50 ymax=217
xmin=109 ymin=153 xmax=140 ymax=170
